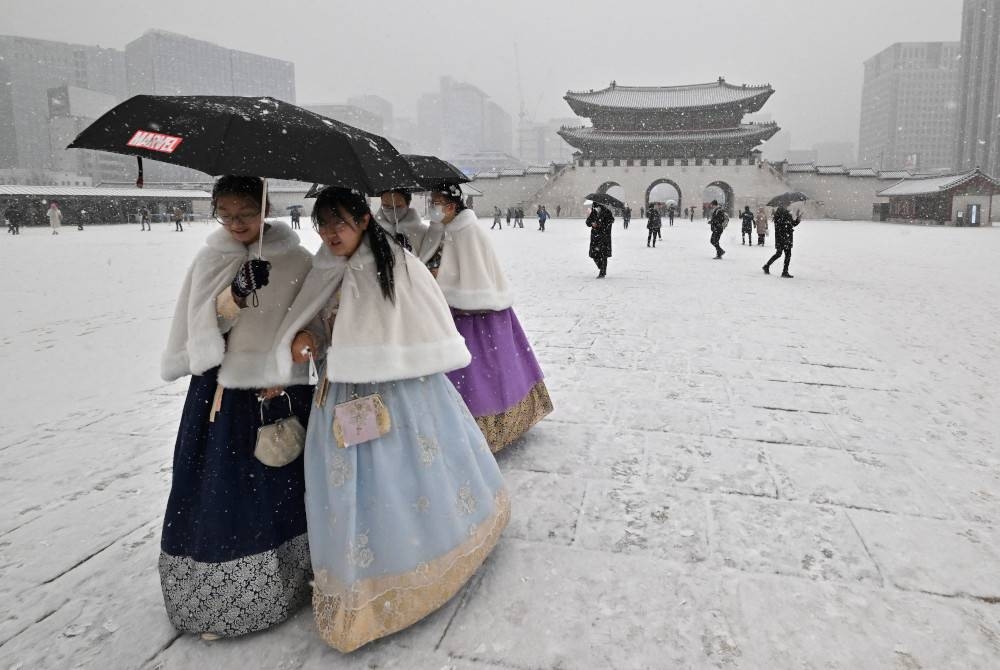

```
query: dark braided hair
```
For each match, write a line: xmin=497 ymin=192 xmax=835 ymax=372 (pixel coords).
xmin=211 ymin=175 xmax=271 ymax=217
xmin=311 ymin=187 xmax=396 ymax=303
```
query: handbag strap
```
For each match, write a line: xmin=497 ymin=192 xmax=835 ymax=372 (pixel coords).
xmin=259 ymin=392 xmax=293 ymax=424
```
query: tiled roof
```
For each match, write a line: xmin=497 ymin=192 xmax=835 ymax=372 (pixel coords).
xmin=877 ymin=169 xmax=999 ymax=196
xmin=878 ymin=170 xmax=912 ymax=180
xmin=783 ymin=163 xmax=817 ymax=173
xmin=847 ymin=167 xmax=878 ymax=177
xmin=816 ymin=165 xmax=847 ymax=175
xmin=565 ymin=80 xmax=773 ymax=110
xmin=558 ymin=123 xmax=779 ymax=145
xmin=0 ymin=185 xmax=211 ymax=198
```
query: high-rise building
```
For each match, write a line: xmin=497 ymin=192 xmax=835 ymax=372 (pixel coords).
xmin=858 ymin=42 xmax=961 ymax=171
xmin=0 ymin=35 xmax=126 ymax=176
xmin=1 ymin=30 xmax=296 ymax=184
xmin=955 ymin=0 xmax=1000 ymax=177
xmin=484 ymin=100 xmax=513 ymax=154
xmin=519 ymin=118 xmax=578 ymax=165
xmin=124 ymin=30 xmax=294 ymax=100
xmin=417 ymin=77 xmax=514 ymax=160
xmin=415 ymin=92 xmax=442 ymax=155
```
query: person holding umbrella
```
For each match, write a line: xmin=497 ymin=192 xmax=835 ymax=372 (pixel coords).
xmin=158 ymin=175 xmax=315 ymax=639
xmin=373 ymin=188 xmax=427 ymax=252
xmin=763 ymin=205 xmax=801 ymax=277
xmin=274 ymin=186 xmax=509 ymax=652
xmin=416 ymin=184 xmax=553 ymax=453
xmin=586 ymin=199 xmax=615 ymax=277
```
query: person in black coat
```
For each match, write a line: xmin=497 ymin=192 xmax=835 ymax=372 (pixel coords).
xmin=586 ymin=204 xmax=614 ymax=278
xmin=622 ymin=206 xmax=631 ymax=229
xmin=739 ymin=206 xmax=755 ymax=245
xmin=707 ymin=200 xmax=728 ymax=258
xmin=763 ymin=206 xmax=801 ymax=277
xmin=646 ymin=206 xmax=661 ymax=247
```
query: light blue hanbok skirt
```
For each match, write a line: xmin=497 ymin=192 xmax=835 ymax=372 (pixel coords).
xmin=304 ymin=372 xmax=509 ymax=652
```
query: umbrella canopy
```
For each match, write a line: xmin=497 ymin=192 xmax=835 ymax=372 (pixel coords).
xmin=305 ymin=154 xmax=469 ymax=198
xmin=766 ymin=191 xmax=809 ymax=208
xmin=68 ymin=95 xmax=419 ymax=195
xmin=585 ymin=192 xmax=625 ymax=210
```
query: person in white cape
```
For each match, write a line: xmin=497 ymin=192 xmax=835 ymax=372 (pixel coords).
xmin=373 ymin=188 xmax=428 ymax=252
xmin=274 ymin=186 xmax=509 ymax=653
xmin=416 ymin=185 xmax=553 ymax=453
xmin=158 ymin=176 xmax=314 ymax=640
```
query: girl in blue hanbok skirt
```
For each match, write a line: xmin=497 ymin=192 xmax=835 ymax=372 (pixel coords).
xmin=276 ymin=187 xmax=509 ymax=652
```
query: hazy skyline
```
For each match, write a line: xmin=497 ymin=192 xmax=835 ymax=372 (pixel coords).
xmin=0 ymin=0 xmax=964 ymax=152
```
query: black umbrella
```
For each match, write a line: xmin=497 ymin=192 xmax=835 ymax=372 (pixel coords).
xmin=68 ymin=95 xmax=419 ymax=195
xmin=585 ymin=192 xmax=625 ymax=210
xmin=766 ymin=191 xmax=809 ymax=208
xmin=305 ymin=154 xmax=469 ymax=198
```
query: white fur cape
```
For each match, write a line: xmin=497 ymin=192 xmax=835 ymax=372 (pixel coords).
xmin=275 ymin=240 xmax=471 ymax=384
xmin=373 ymin=206 xmax=428 ymax=251
xmin=161 ymin=222 xmax=313 ymax=388
xmin=416 ymin=209 xmax=513 ymax=311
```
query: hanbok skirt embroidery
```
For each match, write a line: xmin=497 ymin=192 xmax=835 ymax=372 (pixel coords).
xmin=159 ymin=368 xmax=312 ymax=637
xmin=305 ymin=373 xmax=509 ymax=653
xmin=447 ymin=307 xmax=553 ymax=452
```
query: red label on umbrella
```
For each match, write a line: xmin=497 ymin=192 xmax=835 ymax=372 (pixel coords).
xmin=126 ymin=130 xmax=184 ymax=154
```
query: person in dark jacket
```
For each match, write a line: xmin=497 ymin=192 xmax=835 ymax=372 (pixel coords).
xmin=506 ymin=207 xmax=512 ymax=227
xmin=586 ymin=204 xmax=614 ymax=278
xmin=689 ymin=206 xmax=695 ymax=222
xmin=707 ymin=200 xmax=728 ymax=258
xmin=646 ymin=207 xmax=662 ymax=247
xmin=739 ymin=206 xmax=755 ymax=245
xmin=667 ymin=204 xmax=675 ymax=226
xmin=763 ymin=206 xmax=801 ymax=277
xmin=622 ymin=206 xmax=631 ymax=229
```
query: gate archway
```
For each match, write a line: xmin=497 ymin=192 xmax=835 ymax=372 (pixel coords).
xmin=702 ymin=181 xmax=734 ymax=217
xmin=645 ymin=179 xmax=682 ymax=216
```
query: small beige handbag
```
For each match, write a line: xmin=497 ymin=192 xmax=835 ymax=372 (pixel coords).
xmin=254 ymin=394 xmax=305 ymax=467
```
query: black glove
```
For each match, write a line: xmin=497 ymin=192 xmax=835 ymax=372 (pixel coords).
xmin=231 ymin=259 xmax=271 ymax=299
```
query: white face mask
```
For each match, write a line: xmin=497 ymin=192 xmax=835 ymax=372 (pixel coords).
xmin=382 ymin=205 xmax=407 ymax=224
xmin=428 ymin=205 xmax=446 ymax=223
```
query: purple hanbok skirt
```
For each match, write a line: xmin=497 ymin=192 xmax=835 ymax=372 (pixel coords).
xmin=447 ymin=307 xmax=553 ymax=452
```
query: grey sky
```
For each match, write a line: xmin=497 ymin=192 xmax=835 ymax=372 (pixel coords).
xmin=0 ymin=0 xmax=964 ymax=150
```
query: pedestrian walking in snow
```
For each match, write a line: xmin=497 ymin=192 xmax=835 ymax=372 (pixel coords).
xmin=172 ymin=205 xmax=185 ymax=232
xmin=139 ymin=206 xmax=151 ymax=231
xmin=537 ymin=205 xmax=549 ymax=231
xmin=158 ymin=175 xmax=314 ymax=640
xmin=740 ymin=206 xmax=755 ymax=245
xmin=492 ymin=206 xmax=502 ymax=230
xmin=708 ymin=200 xmax=728 ymax=259
xmin=517 ymin=207 xmax=525 ymax=228
xmin=586 ymin=203 xmax=614 ymax=278
xmin=623 ymin=206 xmax=631 ymax=230
xmin=763 ymin=206 xmax=801 ymax=278
xmin=646 ymin=206 xmax=662 ymax=247
xmin=689 ymin=206 xmax=695 ymax=222
xmin=667 ymin=204 xmax=675 ymax=226
xmin=278 ymin=186 xmax=511 ymax=651
xmin=556 ymin=204 xmax=561 ymax=217
xmin=290 ymin=207 xmax=301 ymax=229
xmin=755 ymin=207 xmax=768 ymax=245
xmin=47 ymin=202 xmax=62 ymax=235
xmin=506 ymin=207 xmax=512 ymax=227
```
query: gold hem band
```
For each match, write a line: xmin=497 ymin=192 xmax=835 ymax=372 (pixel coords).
xmin=476 ymin=380 xmax=553 ymax=453
xmin=312 ymin=488 xmax=511 ymax=653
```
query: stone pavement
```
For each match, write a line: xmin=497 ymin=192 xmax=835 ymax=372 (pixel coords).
xmin=0 ymin=219 xmax=998 ymax=669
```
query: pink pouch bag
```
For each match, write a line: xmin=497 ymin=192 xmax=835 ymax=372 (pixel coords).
xmin=332 ymin=393 xmax=392 ymax=448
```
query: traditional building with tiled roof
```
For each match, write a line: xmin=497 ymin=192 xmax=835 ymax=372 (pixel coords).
xmin=558 ymin=77 xmax=780 ymax=160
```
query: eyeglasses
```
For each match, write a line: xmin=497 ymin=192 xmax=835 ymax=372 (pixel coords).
xmin=315 ymin=216 xmax=355 ymax=233
xmin=215 ymin=211 xmax=261 ymax=226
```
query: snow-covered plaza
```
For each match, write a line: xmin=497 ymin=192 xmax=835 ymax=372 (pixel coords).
xmin=1 ymin=216 xmax=999 ymax=669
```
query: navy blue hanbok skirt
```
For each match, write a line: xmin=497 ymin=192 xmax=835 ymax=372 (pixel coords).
xmin=159 ymin=367 xmax=312 ymax=637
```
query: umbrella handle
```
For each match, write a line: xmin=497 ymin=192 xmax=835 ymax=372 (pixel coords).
xmin=257 ymin=177 xmax=268 ymax=260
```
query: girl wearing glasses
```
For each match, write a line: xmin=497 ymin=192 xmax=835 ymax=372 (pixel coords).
xmin=275 ymin=187 xmax=509 ymax=652
xmin=158 ymin=175 xmax=314 ymax=639
xmin=416 ymin=185 xmax=552 ymax=453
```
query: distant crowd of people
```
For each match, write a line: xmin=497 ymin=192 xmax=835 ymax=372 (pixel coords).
xmin=491 ymin=204 xmax=561 ymax=231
